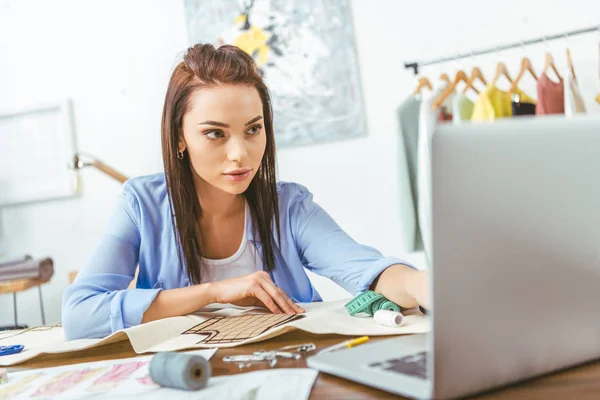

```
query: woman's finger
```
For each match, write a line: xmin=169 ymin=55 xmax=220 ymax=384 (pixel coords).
xmin=281 ymin=292 xmax=305 ymax=313
xmin=252 ymin=287 xmax=283 ymax=314
xmin=287 ymin=297 xmax=305 ymax=313
xmin=273 ymin=283 xmax=305 ymax=313
xmin=260 ymin=279 xmax=296 ymax=315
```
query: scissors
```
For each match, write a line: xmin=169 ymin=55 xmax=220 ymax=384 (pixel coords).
xmin=0 ymin=345 xmax=24 ymax=356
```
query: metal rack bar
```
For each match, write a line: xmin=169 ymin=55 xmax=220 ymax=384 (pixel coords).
xmin=404 ymin=25 xmax=599 ymax=75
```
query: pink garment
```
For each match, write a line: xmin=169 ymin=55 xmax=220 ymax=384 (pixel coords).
xmin=536 ymin=73 xmax=565 ymax=115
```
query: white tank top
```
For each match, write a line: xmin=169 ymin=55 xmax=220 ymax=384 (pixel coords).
xmin=201 ymin=202 xmax=263 ymax=283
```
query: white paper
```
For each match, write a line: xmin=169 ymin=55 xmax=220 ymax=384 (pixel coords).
xmin=0 ymin=300 xmax=430 ymax=366
xmin=2 ymin=357 xmax=316 ymax=400
xmin=0 ymin=349 xmax=216 ymax=400
xmin=108 ymin=369 xmax=318 ymax=400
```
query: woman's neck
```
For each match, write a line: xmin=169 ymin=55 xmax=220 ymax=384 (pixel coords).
xmin=195 ymin=179 xmax=244 ymax=220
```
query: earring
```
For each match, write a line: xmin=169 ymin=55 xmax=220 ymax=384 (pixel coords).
xmin=177 ymin=150 xmax=184 ymax=160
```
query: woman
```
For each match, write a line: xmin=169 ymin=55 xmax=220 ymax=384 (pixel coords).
xmin=62 ymin=44 xmax=428 ymax=340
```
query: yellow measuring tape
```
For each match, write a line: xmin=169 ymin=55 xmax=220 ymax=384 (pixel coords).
xmin=345 ymin=291 xmax=400 ymax=316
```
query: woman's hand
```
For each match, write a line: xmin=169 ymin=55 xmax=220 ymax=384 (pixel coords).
xmin=373 ymin=265 xmax=430 ymax=310
xmin=406 ymin=270 xmax=429 ymax=310
xmin=208 ymin=271 xmax=305 ymax=315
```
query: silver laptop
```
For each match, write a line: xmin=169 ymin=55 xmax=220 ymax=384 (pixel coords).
xmin=307 ymin=115 xmax=600 ymax=399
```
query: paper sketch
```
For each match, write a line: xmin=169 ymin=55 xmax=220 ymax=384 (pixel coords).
xmin=3 ymin=350 xmax=216 ymax=400
xmin=136 ymin=374 xmax=159 ymax=387
xmin=30 ymin=368 xmax=105 ymax=398
xmin=3 ymin=353 xmax=317 ymax=400
xmin=183 ymin=313 xmax=304 ymax=344
xmin=0 ymin=373 xmax=43 ymax=400
xmin=88 ymin=361 xmax=148 ymax=391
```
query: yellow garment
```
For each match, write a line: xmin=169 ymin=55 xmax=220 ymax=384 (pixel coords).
xmin=471 ymin=85 xmax=535 ymax=121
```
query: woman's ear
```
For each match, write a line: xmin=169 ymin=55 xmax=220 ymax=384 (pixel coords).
xmin=178 ymin=139 xmax=187 ymax=153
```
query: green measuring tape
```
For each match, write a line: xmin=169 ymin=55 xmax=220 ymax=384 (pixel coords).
xmin=345 ymin=291 xmax=401 ymax=316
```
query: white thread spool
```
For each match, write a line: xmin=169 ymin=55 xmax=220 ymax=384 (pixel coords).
xmin=374 ymin=309 xmax=404 ymax=327
xmin=149 ymin=352 xmax=210 ymax=390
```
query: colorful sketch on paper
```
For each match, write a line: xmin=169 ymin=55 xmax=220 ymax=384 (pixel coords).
xmin=88 ymin=361 xmax=148 ymax=391
xmin=184 ymin=0 xmax=366 ymax=147
xmin=136 ymin=374 xmax=158 ymax=387
xmin=183 ymin=313 xmax=303 ymax=344
xmin=0 ymin=373 xmax=43 ymax=400
xmin=30 ymin=368 xmax=105 ymax=398
xmin=1 ymin=350 xmax=215 ymax=399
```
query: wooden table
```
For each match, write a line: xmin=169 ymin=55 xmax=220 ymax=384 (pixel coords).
xmin=9 ymin=331 xmax=600 ymax=399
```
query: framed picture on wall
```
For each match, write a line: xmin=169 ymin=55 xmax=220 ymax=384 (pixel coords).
xmin=183 ymin=0 xmax=367 ymax=148
xmin=0 ymin=99 xmax=78 ymax=207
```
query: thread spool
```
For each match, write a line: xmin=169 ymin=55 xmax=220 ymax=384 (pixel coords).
xmin=0 ymin=368 xmax=7 ymax=385
xmin=374 ymin=309 xmax=404 ymax=327
xmin=149 ymin=352 xmax=211 ymax=391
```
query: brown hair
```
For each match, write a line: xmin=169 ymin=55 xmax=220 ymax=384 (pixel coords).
xmin=161 ymin=44 xmax=280 ymax=284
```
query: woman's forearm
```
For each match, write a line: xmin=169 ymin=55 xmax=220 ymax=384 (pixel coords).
xmin=141 ymin=283 xmax=215 ymax=323
xmin=373 ymin=264 xmax=428 ymax=309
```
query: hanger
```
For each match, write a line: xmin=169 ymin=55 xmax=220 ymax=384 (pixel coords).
xmin=432 ymin=70 xmax=472 ymax=110
xmin=462 ymin=52 xmax=487 ymax=94
xmin=563 ymin=34 xmax=576 ymax=81
xmin=439 ymin=73 xmax=451 ymax=84
xmin=463 ymin=66 xmax=487 ymax=94
xmin=543 ymin=52 xmax=562 ymax=80
xmin=542 ymin=37 xmax=562 ymax=80
xmin=412 ymin=76 xmax=432 ymax=95
xmin=462 ymin=71 xmax=480 ymax=95
xmin=492 ymin=61 xmax=513 ymax=85
xmin=509 ymin=57 xmax=538 ymax=94
xmin=566 ymin=48 xmax=576 ymax=80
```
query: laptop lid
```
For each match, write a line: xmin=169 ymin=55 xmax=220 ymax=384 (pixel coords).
xmin=430 ymin=116 xmax=600 ymax=399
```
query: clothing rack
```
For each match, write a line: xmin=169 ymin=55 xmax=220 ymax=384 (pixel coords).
xmin=404 ymin=25 xmax=599 ymax=76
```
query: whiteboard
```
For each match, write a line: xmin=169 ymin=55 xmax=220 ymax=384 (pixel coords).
xmin=0 ymin=99 xmax=78 ymax=207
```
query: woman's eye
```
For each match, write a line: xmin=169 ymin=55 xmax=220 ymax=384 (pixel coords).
xmin=205 ymin=130 xmax=225 ymax=139
xmin=247 ymin=124 xmax=262 ymax=135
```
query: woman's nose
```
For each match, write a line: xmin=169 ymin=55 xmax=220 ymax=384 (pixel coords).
xmin=226 ymin=137 xmax=249 ymax=162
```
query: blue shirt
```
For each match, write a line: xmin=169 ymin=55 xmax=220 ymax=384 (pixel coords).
xmin=62 ymin=173 xmax=412 ymax=340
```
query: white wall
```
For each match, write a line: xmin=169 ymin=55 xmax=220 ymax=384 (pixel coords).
xmin=1 ymin=0 xmax=599 ymax=326
xmin=0 ymin=0 xmax=188 ymax=326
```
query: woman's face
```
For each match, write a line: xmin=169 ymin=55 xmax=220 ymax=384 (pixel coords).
xmin=180 ymin=84 xmax=267 ymax=196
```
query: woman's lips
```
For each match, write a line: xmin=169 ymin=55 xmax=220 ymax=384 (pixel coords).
xmin=223 ymin=169 xmax=251 ymax=182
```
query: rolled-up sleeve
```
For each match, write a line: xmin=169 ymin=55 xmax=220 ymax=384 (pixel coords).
xmin=290 ymin=184 xmax=416 ymax=295
xmin=61 ymin=186 xmax=162 ymax=340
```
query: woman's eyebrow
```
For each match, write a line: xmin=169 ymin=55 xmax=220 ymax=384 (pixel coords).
xmin=244 ymin=115 xmax=263 ymax=126
xmin=197 ymin=115 xmax=262 ymax=128
xmin=198 ymin=120 xmax=229 ymax=127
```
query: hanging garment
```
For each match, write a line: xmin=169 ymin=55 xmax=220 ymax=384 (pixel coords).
xmin=438 ymin=105 xmax=453 ymax=122
xmin=417 ymin=84 xmax=453 ymax=266
xmin=536 ymin=73 xmax=565 ymax=115
xmin=564 ymin=71 xmax=586 ymax=116
xmin=471 ymin=84 xmax=535 ymax=121
xmin=396 ymin=95 xmax=423 ymax=252
xmin=452 ymin=94 xmax=474 ymax=123
xmin=511 ymin=100 xmax=536 ymax=116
